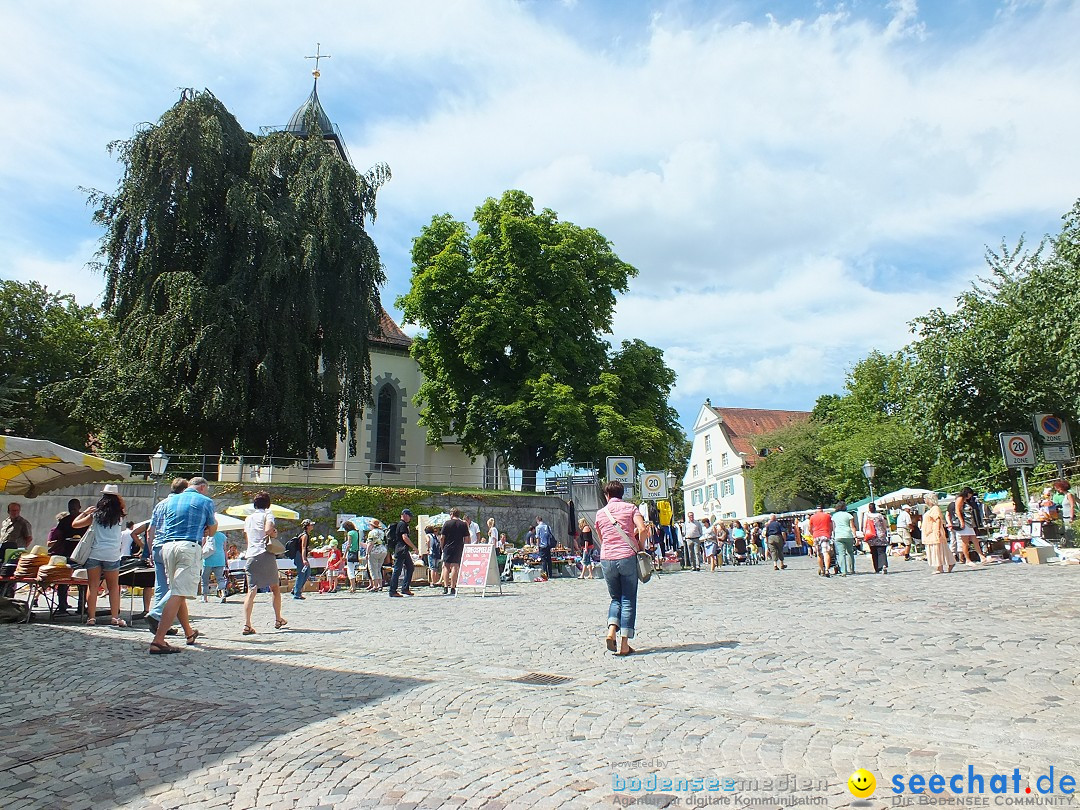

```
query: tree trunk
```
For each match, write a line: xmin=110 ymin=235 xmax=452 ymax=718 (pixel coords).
xmin=518 ymin=449 xmax=539 ymax=492
xmin=1008 ymin=468 xmax=1025 ymax=513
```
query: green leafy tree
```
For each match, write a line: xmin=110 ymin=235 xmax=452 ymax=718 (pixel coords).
xmin=586 ymin=339 xmax=685 ymax=472
xmin=0 ymin=280 xmax=107 ymax=448
xmin=76 ymin=89 xmax=387 ymax=457
xmin=399 ymin=190 xmax=651 ymax=490
xmin=906 ymin=202 xmax=1080 ymax=505
xmin=746 ymin=419 xmax=832 ymax=514
xmin=815 ymin=351 xmax=934 ymax=500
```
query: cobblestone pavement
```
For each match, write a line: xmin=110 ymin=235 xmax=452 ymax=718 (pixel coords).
xmin=1 ymin=554 xmax=1077 ymax=810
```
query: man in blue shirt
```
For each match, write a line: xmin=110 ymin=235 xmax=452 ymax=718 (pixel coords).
xmin=147 ymin=476 xmax=216 ymax=654
xmin=535 ymin=516 xmax=555 ymax=580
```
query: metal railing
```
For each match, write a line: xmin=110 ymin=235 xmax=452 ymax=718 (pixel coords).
xmin=98 ymin=451 xmax=600 ymax=493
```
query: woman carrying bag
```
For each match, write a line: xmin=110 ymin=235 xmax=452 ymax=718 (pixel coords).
xmin=595 ymin=480 xmax=647 ymax=657
xmin=70 ymin=484 xmax=128 ymax=627
xmin=241 ymin=491 xmax=287 ymax=635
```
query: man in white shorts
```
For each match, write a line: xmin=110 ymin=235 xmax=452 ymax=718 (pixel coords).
xmin=148 ymin=477 xmax=216 ymax=654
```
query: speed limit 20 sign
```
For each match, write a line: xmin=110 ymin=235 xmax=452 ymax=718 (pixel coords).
xmin=999 ymin=432 xmax=1036 ymax=468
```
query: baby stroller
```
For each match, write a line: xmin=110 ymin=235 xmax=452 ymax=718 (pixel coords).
xmin=732 ymin=537 xmax=749 ymax=565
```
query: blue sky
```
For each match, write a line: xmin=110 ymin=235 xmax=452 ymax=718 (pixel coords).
xmin=2 ymin=0 xmax=1078 ymax=433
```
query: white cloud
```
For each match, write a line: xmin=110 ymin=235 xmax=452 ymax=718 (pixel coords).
xmin=1 ymin=0 xmax=1077 ymax=428
xmin=2 ymin=240 xmax=104 ymax=306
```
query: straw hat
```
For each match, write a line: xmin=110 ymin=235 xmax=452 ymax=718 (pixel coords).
xmin=48 ymin=556 xmax=69 ymax=567
xmin=28 ymin=545 xmax=48 ymax=557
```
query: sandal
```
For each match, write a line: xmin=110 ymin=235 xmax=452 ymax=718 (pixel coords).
xmin=242 ymin=625 xmax=256 ymax=635
xmin=616 ymin=645 xmax=636 ymax=657
xmin=274 ymin=618 xmax=288 ymax=629
xmin=185 ymin=629 xmax=200 ymax=646
xmin=149 ymin=641 xmax=181 ymax=655
xmin=110 ymin=618 xmax=128 ymax=628
xmin=605 ymin=635 xmax=617 ymax=652
xmin=86 ymin=618 xmax=96 ymax=626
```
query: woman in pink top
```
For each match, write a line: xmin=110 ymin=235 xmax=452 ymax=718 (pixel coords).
xmin=595 ymin=480 xmax=647 ymax=656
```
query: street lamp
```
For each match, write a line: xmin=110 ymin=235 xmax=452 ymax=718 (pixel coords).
xmin=861 ymin=459 xmax=876 ymax=502
xmin=150 ymin=446 xmax=170 ymax=505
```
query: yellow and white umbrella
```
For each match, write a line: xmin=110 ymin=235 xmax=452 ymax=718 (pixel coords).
xmin=224 ymin=503 xmax=301 ymax=520
xmin=0 ymin=436 xmax=131 ymax=498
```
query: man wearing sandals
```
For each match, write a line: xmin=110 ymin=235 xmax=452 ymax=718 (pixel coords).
xmin=147 ymin=477 xmax=216 ymax=654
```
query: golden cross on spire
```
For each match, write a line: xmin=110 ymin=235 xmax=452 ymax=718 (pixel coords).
xmin=305 ymin=43 xmax=331 ymax=80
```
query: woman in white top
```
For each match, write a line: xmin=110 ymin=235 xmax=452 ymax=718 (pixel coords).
xmin=486 ymin=517 xmax=498 ymax=544
xmin=242 ymin=491 xmax=287 ymax=635
xmin=71 ymin=484 xmax=128 ymax=627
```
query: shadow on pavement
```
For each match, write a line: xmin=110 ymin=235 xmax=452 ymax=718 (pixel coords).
xmin=0 ymin=622 xmax=429 ymax=808
xmin=638 ymin=640 xmax=740 ymax=655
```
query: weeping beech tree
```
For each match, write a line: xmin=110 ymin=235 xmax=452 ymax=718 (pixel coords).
xmin=79 ymin=88 xmax=388 ymax=457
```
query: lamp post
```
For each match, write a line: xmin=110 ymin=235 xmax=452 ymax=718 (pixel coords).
xmin=149 ymin=446 xmax=171 ymax=506
xmin=861 ymin=459 xmax=876 ymax=502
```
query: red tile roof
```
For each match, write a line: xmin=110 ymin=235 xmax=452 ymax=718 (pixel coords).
xmin=709 ymin=406 xmax=810 ymax=467
xmin=370 ymin=307 xmax=412 ymax=350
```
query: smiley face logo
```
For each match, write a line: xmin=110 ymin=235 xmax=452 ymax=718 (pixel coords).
xmin=848 ymin=769 xmax=876 ymax=798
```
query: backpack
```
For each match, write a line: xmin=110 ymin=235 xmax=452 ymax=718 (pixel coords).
xmin=284 ymin=533 xmax=303 ymax=557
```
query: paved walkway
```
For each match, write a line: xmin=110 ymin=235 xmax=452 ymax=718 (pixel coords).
xmin=1 ymin=554 xmax=1077 ymax=810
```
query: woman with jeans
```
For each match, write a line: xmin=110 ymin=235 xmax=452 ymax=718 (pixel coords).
xmin=831 ymin=502 xmax=856 ymax=576
xmin=596 ymin=480 xmax=647 ymax=656
xmin=70 ymin=484 xmax=128 ymax=627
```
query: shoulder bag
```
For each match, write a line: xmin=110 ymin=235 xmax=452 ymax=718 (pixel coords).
xmin=262 ymin=513 xmax=286 ymax=556
xmin=202 ymin=537 xmax=216 ymax=560
xmin=70 ymin=523 xmax=95 ymax=566
xmin=603 ymin=506 xmax=653 ymax=584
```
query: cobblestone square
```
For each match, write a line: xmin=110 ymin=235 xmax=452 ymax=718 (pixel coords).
xmin=1 ymin=555 xmax=1076 ymax=809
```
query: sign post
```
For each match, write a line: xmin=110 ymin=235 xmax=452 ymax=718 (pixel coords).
xmin=1000 ymin=432 xmax=1036 ymax=504
xmin=1034 ymin=414 xmax=1072 ymax=476
xmin=640 ymin=472 xmax=668 ymax=500
xmin=606 ymin=456 xmax=635 ymax=486
xmin=455 ymin=544 xmax=503 ymax=597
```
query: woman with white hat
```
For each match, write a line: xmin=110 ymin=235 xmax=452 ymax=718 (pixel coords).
xmin=364 ymin=520 xmax=387 ymax=592
xmin=70 ymin=484 xmax=128 ymax=627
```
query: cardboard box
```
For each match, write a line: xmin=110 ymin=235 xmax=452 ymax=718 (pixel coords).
xmin=513 ymin=568 xmax=544 ymax=582
xmin=1022 ymin=546 xmax=1058 ymax=565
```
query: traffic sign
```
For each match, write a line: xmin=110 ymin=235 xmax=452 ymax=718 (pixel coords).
xmin=640 ymin=472 xmax=668 ymax=499
xmin=606 ymin=456 xmax=635 ymax=485
xmin=1043 ymin=444 xmax=1074 ymax=463
xmin=999 ymin=432 xmax=1036 ymax=468
xmin=1034 ymin=414 xmax=1071 ymax=444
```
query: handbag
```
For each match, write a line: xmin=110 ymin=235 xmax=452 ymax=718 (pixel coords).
xmin=603 ymin=506 xmax=653 ymax=583
xmin=202 ymin=538 xmax=215 ymax=559
xmin=260 ymin=512 xmax=286 ymax=556
xmin=70 ymin=524 xmax=95 ymax=565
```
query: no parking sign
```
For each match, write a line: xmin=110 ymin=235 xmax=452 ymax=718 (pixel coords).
xmin=999 ymin=432 xmax=1036 ymax=468
xmin=1034 ymin=413 xmax=1071 ymax=444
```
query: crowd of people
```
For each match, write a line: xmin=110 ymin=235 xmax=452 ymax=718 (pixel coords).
xmin=4 ymin=474 xmax=1077 ymax=662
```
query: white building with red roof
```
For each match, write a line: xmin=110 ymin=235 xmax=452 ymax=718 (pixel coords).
xmin=682 ymin=401 xmax=810 ymax=520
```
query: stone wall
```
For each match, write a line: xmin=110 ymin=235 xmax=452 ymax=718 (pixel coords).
xmin=6 ymin=483 xmax=578 ymax=551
